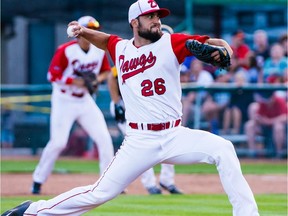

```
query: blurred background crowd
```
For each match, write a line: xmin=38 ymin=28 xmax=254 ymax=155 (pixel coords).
xmin=180 ymin=29 xmax=287 ymax=158
xmin=1 ymin=0 xmax=287 ymax=159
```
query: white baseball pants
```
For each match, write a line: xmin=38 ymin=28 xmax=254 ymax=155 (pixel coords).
xmin=111 ymin=101 xmax=177 ymax=189
xmin=26 ymin=126 xmax=259 ymax=216
xmin=33 ymin=90 xmax=114 ymax=184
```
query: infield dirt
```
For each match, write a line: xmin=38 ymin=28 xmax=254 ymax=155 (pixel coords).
xmin=1 ymin=172 xmax=287 ymax=196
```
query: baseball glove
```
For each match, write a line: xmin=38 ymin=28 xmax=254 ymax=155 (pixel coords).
xmin=185 ymin=39 xmax=231 ymax=69
xmin=114 ymin=103 xmax=125 ymax=123
xmin=76 ymin=71 xmax=98 ymax=95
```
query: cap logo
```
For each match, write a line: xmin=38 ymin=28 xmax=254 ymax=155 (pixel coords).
xmin=128 ymin=0 xmax=170 ymax=23
xmin=148 ymin=0 xmax=158 ymax=8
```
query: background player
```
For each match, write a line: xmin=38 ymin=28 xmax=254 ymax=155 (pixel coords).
xmin=3 ymin=1 xmax=259 ymax=215
xmin=31 ymin=16 xmax=115 ymax=194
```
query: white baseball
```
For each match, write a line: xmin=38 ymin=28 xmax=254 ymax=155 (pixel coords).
xmin=67 ymin=25 xmax=76 ymax=37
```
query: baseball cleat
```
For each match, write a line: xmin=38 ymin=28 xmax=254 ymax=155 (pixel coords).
xmin=147 ymin=186 xmax=162 ymax=195
xmin=31 ymin=182 xmax=41 ymax=195
xmin=120 ymin=189 xmax=128 ymax=194
xmin=1 ymin=200 xmax=32 ymax=216
xmin=159 ymin=182 xmax=183 ymax=194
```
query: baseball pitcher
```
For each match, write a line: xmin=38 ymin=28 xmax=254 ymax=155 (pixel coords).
xmin=3 ymin=1 xmax=259 ymax=216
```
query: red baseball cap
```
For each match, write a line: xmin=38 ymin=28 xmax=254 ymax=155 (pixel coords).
xmin=128 ymin=0 xmax=170 ymax=23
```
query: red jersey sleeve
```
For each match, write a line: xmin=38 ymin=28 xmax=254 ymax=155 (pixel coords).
xmin=99 ymin=54 xmax=111 ymax=74
xmin=48 ymin=44 xmax=69 ymax=83
xmin=171 ymin=33 xmax=210 ymax=64
xmin=107 ymin=35 xmax=123 ymax=65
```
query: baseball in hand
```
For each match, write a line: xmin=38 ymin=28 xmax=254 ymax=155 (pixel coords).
xmin=67 ymin=25 xmax=76 ymax=37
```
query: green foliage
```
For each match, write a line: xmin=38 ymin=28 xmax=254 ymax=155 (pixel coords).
xmin=1 ymin=194 xmax=287 ymax=216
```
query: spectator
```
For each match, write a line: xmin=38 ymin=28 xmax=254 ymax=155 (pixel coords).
xmin=266 ymin=67 xmax=288 ymax=101
xmin=181 ymin=59 xmax=214 ymax=127
xmin=283 ymin=68 xmax=288 ymax=84
xmin=202 ymin=69 xmax=231 ymax=134
xmin=244 ymin=92 xmax=288 ymax=158
xmin=263 ymin=43 xmax=288 ymax=83
xmin=279 ymin=33 xmax=288 ymax=57
xmin=221 ymin=55 xmax=253 ymax=135
xmin=223 ymin=70 xmax=254 ymax=135
xmin=180 ymin=56 xmax=195 ymax=74
xmin=230 ymin=30 xmax=251 ymax=70
xmin=252 ymin=29 xmax=270 ymax=67
xmin=180 ymin=56 xmax=216 ymax=81
xmin=246 ymin=53 xmax=263 ymax=83
xmin=180 ymin=56 xmax=196 ymax=83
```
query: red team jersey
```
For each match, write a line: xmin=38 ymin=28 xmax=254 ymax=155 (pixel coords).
xmin=47 ymin=40 xmax=110 ymax=87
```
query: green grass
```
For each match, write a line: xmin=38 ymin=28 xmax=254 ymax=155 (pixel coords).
xmin=1 ymin=194 xmax=287 ymax=215
xmin=1 ymin=158 xmax=287 ymax=174
xmin=1 ymin=158 xmax=287 ymax=215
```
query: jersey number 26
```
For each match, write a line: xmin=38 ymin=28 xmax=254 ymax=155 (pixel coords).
xmin=141 ymin=78 xmax=166 ymax=97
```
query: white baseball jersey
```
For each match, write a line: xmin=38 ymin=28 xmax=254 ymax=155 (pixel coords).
xmin=48 ymin=40 xmax=110 ymax=96
xmin=32 ymin=40 xmax=114 ymax=184
xmin=108 ymin=33 xmax=209 ymax=123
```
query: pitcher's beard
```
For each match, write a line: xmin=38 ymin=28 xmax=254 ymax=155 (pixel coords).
xmin=138 ymin=28 xmax=162 ymax=42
